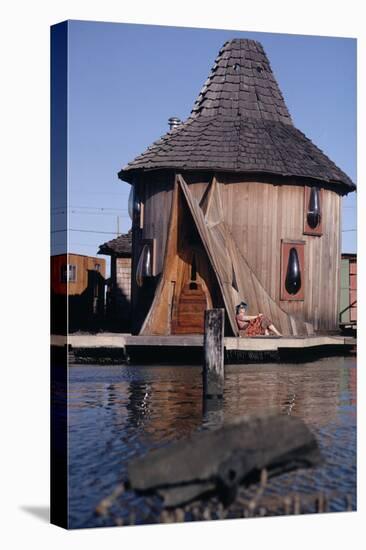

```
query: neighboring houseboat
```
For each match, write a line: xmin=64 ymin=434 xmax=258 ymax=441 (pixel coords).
xmin=51 ymin=253 xmax=106 ymax=333
xmin=340 ymin=253 xmax=357 ymax=331
xmin=118 ymin=39 xmax=356 ymax=336
xmin=98 ymin=230 xmax=132 ymax=330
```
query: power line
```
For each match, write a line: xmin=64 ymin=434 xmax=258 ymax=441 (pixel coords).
xmin=51 ymin=206 xmax=128 ymax=212
xmin=69 ymin=205 xmax=127 ymax=211
xmin=51 ymin=228 xmax=123 ymax=235
xmin=69 ymin=243 xmax=102 ymax=247
xmin=73 ymin=191 xmax=129 ymax=195
xmin=53 ymin=211 xmax=129 ymax=217
xmin=51 ymin=227 xmax=357 ymax=235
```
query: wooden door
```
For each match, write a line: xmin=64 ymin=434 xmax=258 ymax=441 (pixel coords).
xmin=172 ymin=281 xmax=208 ymax=334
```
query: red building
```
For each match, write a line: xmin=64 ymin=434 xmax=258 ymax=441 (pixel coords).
xmin=340 ymin=253 xmax=357 ymax=330
xmin=51 ymin=253 xmax=106 ymax=333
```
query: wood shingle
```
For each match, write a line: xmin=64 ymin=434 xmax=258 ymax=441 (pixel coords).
xmin=98 ymin=230 xmax=132 ymax=257
xmin=118 ymin=39 xmax=355 ymax=193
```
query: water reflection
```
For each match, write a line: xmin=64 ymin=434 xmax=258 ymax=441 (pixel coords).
xmin=68 ymin=356 xmax=356 ymax=528
xmin=126 ymin=370 xmax=203 ymax=441
xmin=224 ymin=358 xmax=349 ymax=429
xmin=122 ymin=357 xmax=356 ymax=435
xmin=202 ymin=397 xmax=224 ymax=429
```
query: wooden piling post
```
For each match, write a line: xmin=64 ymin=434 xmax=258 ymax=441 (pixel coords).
xmin=203 ymin=308 xmax=225 ymax=398
xmin=202 ymin=396 xmax=224 ymax=429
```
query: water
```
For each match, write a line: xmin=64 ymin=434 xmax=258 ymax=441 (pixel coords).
xmin=67 ymin=356 xmax=356 ymax=528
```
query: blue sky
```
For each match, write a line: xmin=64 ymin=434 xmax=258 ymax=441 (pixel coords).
xmin=51 ymin=20 xmax=357 ymax=270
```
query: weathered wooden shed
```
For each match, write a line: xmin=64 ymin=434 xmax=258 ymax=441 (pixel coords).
xmin=118 ymin=39 xmax=355 ymax=336
xmin=340 ymin=253 xmax=357 ymax=329
xmin=98 ymin=230 xmax=132 ymax=329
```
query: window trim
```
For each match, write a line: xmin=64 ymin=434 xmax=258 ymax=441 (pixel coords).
xmin=60 ymin=263 xmax=77 ymax=283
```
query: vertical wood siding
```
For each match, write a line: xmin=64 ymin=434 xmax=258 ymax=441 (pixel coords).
xmin=130 ymin=173 xmax=174 ymax=333
xmin=133 ymin=172 xmax=342 ymax=334
xmin=219 ymin=177 xmax=341 ymax=331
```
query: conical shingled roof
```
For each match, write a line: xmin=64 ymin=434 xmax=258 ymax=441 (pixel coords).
xmin=98 ymin=229 xmax=132 ymax=257
xmin=118 ymin=39 xmax=355 ymax=193
xmin=191 ymin=39 xmax=292 ymax=123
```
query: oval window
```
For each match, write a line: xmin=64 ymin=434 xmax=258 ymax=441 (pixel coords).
xmin=285 ymin=247 xmax=301 ymax=295
xmin=128 ymin=186 xmax=140 ymax=221
xmin=136 ymin=244 xmax=151 ymax=287
xmin=307 ymin=187 xmax=321 ymax=229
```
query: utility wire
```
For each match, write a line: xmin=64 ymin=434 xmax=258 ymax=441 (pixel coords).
xmin=53 ymin=211 xmax=129 ymax=217
xmin=69 ymin=243 xmax=103 ymax=247
xmin=51 ymin=229 xmax=123 ymax=235
xmin=51 ymin=205 xmax=128 ymax=212
xmin=51 ymin=227 xmax=356 ymax=235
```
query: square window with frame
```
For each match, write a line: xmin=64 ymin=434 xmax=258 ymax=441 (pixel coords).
xmin=60 ymin=264 xmax=77 ymax=283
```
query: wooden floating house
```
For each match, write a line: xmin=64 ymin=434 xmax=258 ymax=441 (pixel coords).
xmin=118 ymin=39 xmax=355 ymax=337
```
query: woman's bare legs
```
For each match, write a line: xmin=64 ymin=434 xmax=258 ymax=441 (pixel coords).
xmin=269 ymin=323 xmax=282 ymax=336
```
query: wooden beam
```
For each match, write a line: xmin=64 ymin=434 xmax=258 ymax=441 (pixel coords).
xmin=127 ymin=414 xmax=322 ymax=507
xmin=203 ymin=309 xmax=225 ymax=397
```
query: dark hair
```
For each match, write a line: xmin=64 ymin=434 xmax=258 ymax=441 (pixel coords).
xmin=236 ymin=301 xmax=248 ymax=314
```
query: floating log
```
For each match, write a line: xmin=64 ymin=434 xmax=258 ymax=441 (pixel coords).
xmin=127 ymin=414 xmax=322 ymax=507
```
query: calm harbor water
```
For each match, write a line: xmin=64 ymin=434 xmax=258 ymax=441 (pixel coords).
xmin=68 ymin=356 xmax=356 ymax=528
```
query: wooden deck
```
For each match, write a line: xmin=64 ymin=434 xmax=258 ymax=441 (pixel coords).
xmin=51 ymin=333 xmax=356 ymax=366
xmin=52 ymin=333 xmax=356 ymax=351
xmin=125 ymin=334 xmax=356 ymax=353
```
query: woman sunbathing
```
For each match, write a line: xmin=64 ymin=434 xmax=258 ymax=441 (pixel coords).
xmin=235 ymin=301 xmax=282 ymax=337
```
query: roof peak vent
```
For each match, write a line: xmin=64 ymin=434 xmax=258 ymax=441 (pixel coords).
xmin=168 ymin=116 xmax=182 ymax=130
